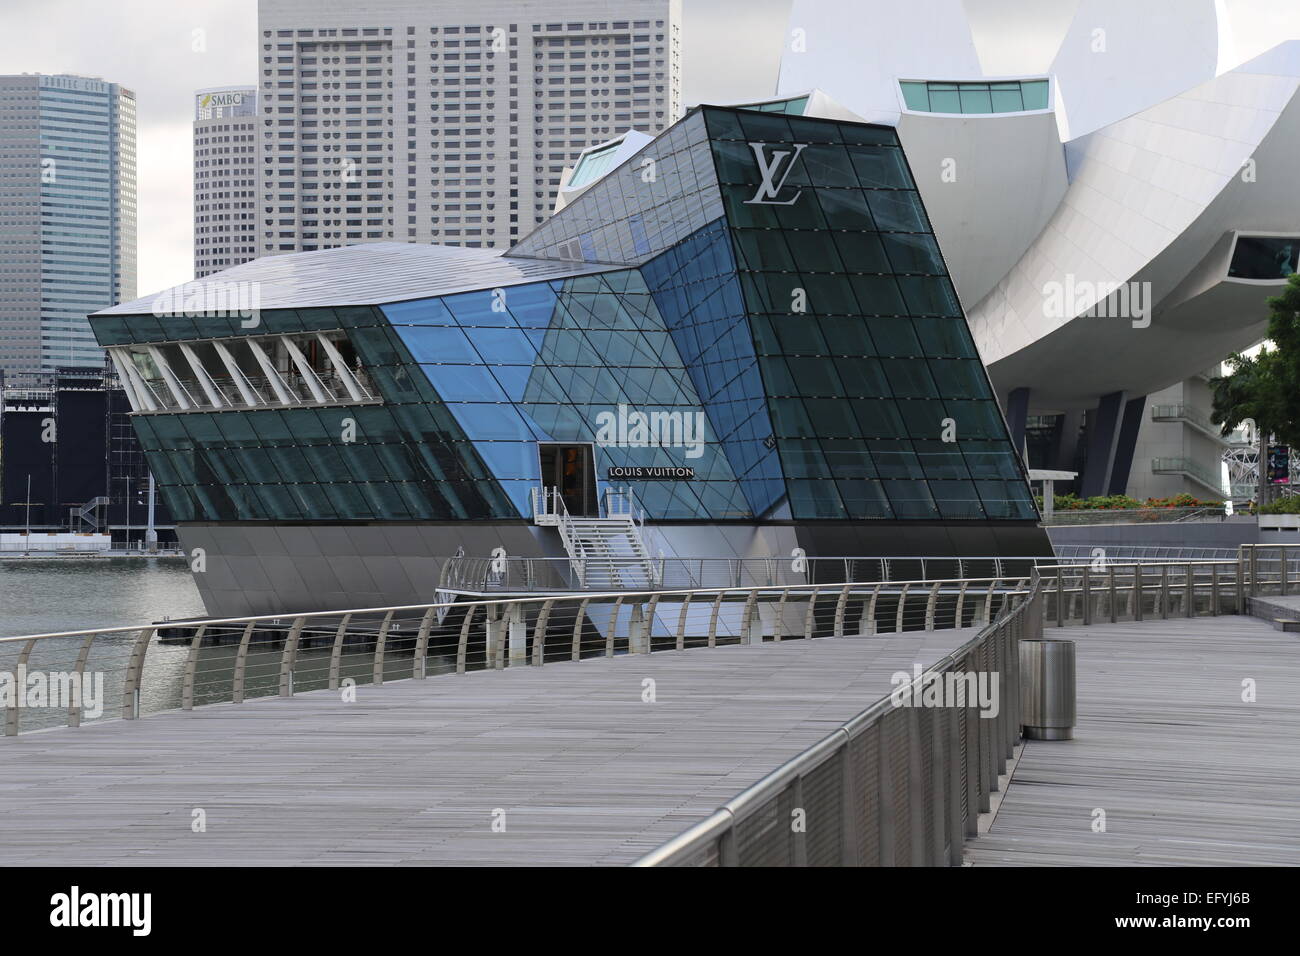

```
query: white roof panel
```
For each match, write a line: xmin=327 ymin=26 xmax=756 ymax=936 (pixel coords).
xmin=96 ymin=242 xmax=617 ymax=316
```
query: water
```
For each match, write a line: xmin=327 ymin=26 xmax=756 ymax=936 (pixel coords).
xmin=0 ymin=557 xmax=205 ymax=638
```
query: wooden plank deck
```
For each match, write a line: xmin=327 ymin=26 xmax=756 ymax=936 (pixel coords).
xmin=0 ymin=629 xmax=975 ymax=866
xmin=967 ymin=616 xmax=1300 ymax=866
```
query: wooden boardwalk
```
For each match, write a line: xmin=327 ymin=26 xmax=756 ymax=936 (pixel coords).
xmin=967 ymin=616 xmax=1300 ymax=866
xmin=0 ymin=629 xmax=974 ymax=866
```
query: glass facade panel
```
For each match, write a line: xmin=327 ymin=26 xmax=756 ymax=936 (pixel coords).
xmin=115 ymin=105 xmax=1035 ymax=531
xmin=708 ymin=106 xmax=1033 ymax=521
xmin=1227 ymin=235 xmax=1300 ymax=279
xmin=899 ymin=79 xmax=1051 ymax=114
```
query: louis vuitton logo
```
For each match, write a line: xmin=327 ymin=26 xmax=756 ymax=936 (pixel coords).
xmin=743 ymin=142 xmax=809 ymax=205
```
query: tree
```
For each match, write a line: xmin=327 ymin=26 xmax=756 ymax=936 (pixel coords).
xmin=1210 ymin=273 xmax=1300 ymax=505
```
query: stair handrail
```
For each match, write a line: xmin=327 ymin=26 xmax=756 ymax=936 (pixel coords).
xmin=603 ymin=485 xmax=646 ymax=529
xmin=545 ymin=486 xmax=589 ymax=587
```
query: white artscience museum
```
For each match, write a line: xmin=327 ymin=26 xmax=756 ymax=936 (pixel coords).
xmin=771 ymin=0 xmax=1300 ymax=498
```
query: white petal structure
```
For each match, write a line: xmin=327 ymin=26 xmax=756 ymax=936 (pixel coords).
xmin=777 ymin=0 xmax=1300 ymax=495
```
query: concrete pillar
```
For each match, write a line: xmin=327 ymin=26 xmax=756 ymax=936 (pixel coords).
xmin=1107 ymin=395 xmax=1147 ymax=496
xmin=1053 ymin=409 xmax=1084 ymax=475
xmin=1080 ymin=391 xmax=1125 ymax=498
xmin=507 ymin=603 xmax=527 ymax=665
xmin=628 ymin=604 xmax=648 ymax=653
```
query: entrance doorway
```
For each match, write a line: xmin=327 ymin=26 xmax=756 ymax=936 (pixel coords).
xmin=538 ymin=443 xmax=598 ymax=516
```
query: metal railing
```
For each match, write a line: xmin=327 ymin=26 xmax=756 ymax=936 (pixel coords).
xmin=1042 ymin=505 xmax=1226 ymax=526
xmin=6 ymin=548 xmax=1293 ymax=866
xmin=8 ymin=546 xmax=1281 ymax=740
xmin=602 ymin=485 xmax=646 ymax=527
xmin=438 ymin=549 xmax=1266 ymax=593
xmin=1151 ymin=456 xmax=1227 ymax=495
xmin=1052 ymin=544 xmax=1244 ymax=562
xmin=1039 ymin=545 xmax=1296 ymax=625
xmin=439 ymin=554 xmax=1065 ymax=593
xmin=633 ymin=545 xmax=1293 ymax=865
xmin=635 ymin=576 xmax=1039 ymax=866
xmin=0 ymin=574 xmax=1039 ymax=737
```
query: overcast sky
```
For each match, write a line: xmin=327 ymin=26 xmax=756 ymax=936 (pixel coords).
xmin=0 ymin=0 xmax=791 ymax=296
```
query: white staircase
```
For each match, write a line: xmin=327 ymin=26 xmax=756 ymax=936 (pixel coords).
xmin=531 ymin=486 xmax=659 ymax=589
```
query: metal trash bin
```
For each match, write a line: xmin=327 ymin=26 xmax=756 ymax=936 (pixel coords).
xmin=1019 ymin=638 xmax=1076 ymax=740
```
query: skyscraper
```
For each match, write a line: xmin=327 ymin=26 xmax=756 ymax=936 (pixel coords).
xmin=257 ymin=0 xmax=681 ymax=255
xmin=194 ymin=86 xmax=259 ymax=278
xmin=0 ymin=73 xmax=136 ymax=385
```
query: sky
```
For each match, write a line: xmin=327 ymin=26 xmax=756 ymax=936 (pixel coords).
xmin=0 ymin=0 xmax=791 ymax=297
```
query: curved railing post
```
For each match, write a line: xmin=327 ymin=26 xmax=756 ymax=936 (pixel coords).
xmin=531 ymin=599 xmax=555 ymax=666
xmin=803 ymin=588 xmax=821 ymax=640
xmin=641 ymin=595 xmax=662 ymax=653
xmin=372 ymin=610 xmax=395 ymax=686
xmin=181 ymin=625 xmax=209 ymax=711
xmin=68 ymin=632 xmax=97 ymax=728
xmin=328 ymin=614 xmax=352 ymax=689
xmin=675 ymin=594 xmax=692 ymax=650
xmin=833 ymin=584 xmax=851 ymax=638
xmin=607 ymin=597 xmax=624 ymax=657
xmin=895 ymin=583 xmax=910 ymax=633
xmin=571 ymin=597 xmax=591 ymax=661
xmin=279 ymin=617 xmax=305 ymax=697
xmin=707 ymin=592 xmax=726 ymax=647
xmin=457 ymin=604 xmax=477 ymax=673
xmin=739 ymin=591 xmax=760 ymax=644
xmin=121 ymin=627 xmax=156 ymax=720
xmin=413 ymin=607 xmax=436 ymax=679
xmin=232 ymin=621 xmax=256 ymax=703
xmin=5 ymin=639 xmax=36 ymax=735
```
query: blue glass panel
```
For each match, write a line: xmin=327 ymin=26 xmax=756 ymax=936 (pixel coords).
xmin=865 ymin=191 xmax=929 ymax=233
xmin=837 ymin=479 xmax=893 ymax=518
xmin=381 ymin=297 xmax=456 ymax=325
xmin=788 ymin=479 xmax=848 ymax=519
xmin=883 ymin=479 xmax=938 ymax=517
xmin=472 ymin=441 xmax=542 ymax=481
xmin=442 ymin=289 xmax=518 ymax=326
xmin=444 ymin=403 xmax=537 ymax=441
xmin=495 ymin=479 xmax=540 ymax=518
xmin=465 ymin=326 xmax=541 ymax=365
xmin=394 ymin=325 xmax=479 ymax=364
xmin=422 ymin=364 xmax=510 ymax=402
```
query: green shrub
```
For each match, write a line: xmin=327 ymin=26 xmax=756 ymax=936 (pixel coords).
xmin=1260 ymin=496 xmax=1300 ymax=514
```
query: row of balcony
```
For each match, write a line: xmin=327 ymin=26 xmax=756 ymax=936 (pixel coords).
xmin=109 ymin=331 xmax=379 ymax=414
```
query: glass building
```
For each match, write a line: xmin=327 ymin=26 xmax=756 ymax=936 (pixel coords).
xmin=91 ymin=106 xmax=1048 ymax=616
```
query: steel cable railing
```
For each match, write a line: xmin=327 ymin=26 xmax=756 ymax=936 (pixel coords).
xmin=0 ymin=574 xmax=1039 ymax=737
xmin=633 ymin=545 xmax=1293 ymax=866
xmin=2 ymin=548 xmax=1289 ymax=738
xmin=634 ymin=576 xmax=1039 ymax=867
xmin=3 ymin=549 xmax=1290 ymax=866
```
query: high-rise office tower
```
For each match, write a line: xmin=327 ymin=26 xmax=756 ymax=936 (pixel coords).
xmin=194 ymin=86 xmax=259 ymax=278
xmin=0 ymin=74 xmax=136 ymax=385
xmin=257 ymin=0 xmax=681 ymax=254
